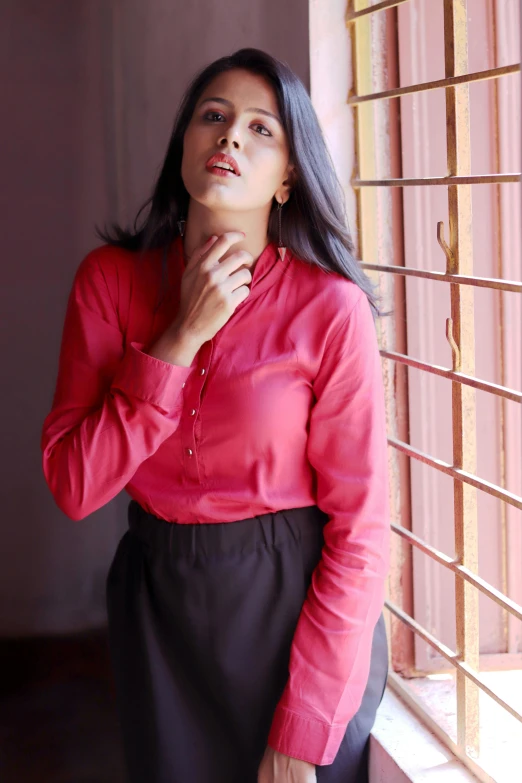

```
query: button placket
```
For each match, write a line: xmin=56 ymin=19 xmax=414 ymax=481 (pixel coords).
xmin=180 ymin=341 xmax=212 ymax=482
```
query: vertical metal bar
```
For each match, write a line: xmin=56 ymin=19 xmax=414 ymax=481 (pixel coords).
xmin=385 ymin=5 xmax=415 ymax=677
xmin=443 ymin=0 xmax=480 ymax=756
xmin=351 ymin=1 xmax=415 ymax=675
xmin=351 ymin=0 xmax=395 ymax=669
xmin=351 ymin=1 xmax=378 ymax=266
xmin=490 ymin=0 xmax=509 ymax=655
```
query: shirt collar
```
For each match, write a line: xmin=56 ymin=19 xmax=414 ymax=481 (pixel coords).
xmin=172 ymin=235 xmax=293 ymax=306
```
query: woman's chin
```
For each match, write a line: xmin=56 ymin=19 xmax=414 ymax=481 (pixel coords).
xmin=191 ymin=187 xmax=246 ymax=213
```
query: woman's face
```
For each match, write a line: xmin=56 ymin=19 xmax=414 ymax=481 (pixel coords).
xmin=181 ymin=69 xmax=292 ymax=214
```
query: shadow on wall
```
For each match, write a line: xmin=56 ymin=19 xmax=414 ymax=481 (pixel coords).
xmin=0 ymin=0 xmax=309 ymax=637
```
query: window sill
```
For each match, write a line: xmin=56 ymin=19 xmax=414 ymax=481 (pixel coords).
xmin=370 ymin=689 xmax=479 ymax=782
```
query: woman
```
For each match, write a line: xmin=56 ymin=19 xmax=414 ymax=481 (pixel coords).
xmin=41 ymin=48 xmax=389 ymax=783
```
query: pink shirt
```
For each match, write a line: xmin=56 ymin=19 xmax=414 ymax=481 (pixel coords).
xmin=41 ymin=236 xmax=390 ymax=765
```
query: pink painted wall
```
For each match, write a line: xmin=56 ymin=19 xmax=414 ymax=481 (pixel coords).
xmin=309 ymin=0 xmax=357 ymax=231
xmin=1 ymin=0 xmax=309 ymax=635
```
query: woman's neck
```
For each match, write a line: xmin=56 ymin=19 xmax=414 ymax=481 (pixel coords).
xmin=182 ymin=200 xmax=271 ymax=269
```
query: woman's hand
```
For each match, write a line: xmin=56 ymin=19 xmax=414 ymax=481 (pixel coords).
xmin=257 ymin=746 xmax=317 ymax=783
xmin=148 ymin=231 xmax=253 ymax=366
xmin=175 ymin=230 xmax=253 ymax=342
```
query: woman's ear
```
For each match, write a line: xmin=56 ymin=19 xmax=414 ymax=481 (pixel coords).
xmin=275 ymin=164 xmax=296 ymax=205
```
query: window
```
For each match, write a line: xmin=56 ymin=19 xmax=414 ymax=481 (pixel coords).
xmin=347 ymin=1 xmax=521 ymax=780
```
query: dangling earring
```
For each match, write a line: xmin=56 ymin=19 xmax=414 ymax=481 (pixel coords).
xmin=177 ymin=216 xmax=186 ymax=237
xmin=277 ymin=201 xmax=286 ymax=262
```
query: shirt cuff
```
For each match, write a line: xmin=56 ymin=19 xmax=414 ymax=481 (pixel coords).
xmin=267 ymin=705 xmax=346 ymax=767
xmin=111 ymin=341 xmax=192 ymax=413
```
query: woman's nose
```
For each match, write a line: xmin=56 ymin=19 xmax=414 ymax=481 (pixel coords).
xmin=218 ymin=131 xmax=240 ymax=150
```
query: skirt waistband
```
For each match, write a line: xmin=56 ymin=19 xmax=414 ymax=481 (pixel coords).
xmin=127 ymin=500 xmax=328 ymax=562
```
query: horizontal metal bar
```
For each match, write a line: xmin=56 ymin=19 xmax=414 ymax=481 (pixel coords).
xmin=386 ymin=599 xmax=456 ymax=660
xmin=388 ymin=437 xmax=522 ymax=509
xmin=458 ymin=565 xmax=522 ymax=623
xmin=354 ymin=174 xmax=520 ymax=187
xmin=346 ymin=0 xmax=410 ymax=22
xmin=348 ymin=63 xmax=520 ymax=104
xmin=387 ymin=672 xmax=497 ymax=783
xmin=385 ymin=601 xmax=522 ymax=725
xmin=361 ymin=262 xmax=522 ymax=293
xmin=391 ymin=522 xmax=456 ymax=567
xmin=391 ymin=523 xmax=522 ymax=622
xmin=381 ymin=350 xmax=522 ymax=402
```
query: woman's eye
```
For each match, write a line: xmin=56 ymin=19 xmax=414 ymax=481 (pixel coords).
xmin=202 ymin=112 xmax=271 ymax=136
xmin=204 ymin=111 xmax=225 ymax=122
xmin=252 ymin=123 xmax=272 ymax=137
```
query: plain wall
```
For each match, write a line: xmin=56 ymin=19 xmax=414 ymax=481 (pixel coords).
xmin=1 ymin=0 xmax=309 ymax=635
xmin=1 ymin=0 xmax=115 ymax=636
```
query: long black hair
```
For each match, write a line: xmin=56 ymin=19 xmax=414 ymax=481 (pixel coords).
xmin=98 ymin=48 xmax=380 ymax=315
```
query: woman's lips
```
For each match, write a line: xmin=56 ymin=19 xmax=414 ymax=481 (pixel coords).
xmin=205 ymin=152 xmax=241 ymax=177
xmin=206 ymin=165 xmax=236 ymax=178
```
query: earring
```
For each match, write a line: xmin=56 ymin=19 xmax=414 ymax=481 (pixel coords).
xmin=277 ymin=201 xmax=286 ymax=262
xmin=177 ymin=217 xmax=186 ymax=237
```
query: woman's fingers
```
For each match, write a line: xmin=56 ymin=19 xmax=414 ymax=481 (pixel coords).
xmin=214 ymin=250 xmax=254 ymax=284
xmin=199 ymin=231 xmax=246 ymax=271
xmin=184 ymin=234 xmax=219 ymax=271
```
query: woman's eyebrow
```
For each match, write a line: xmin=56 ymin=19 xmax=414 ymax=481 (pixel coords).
xmin=199 ymin=97 xmax=281 ymax=125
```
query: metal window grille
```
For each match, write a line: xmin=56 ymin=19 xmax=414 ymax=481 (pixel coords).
xmin=347 ymin=1 xmax=522 ymax=780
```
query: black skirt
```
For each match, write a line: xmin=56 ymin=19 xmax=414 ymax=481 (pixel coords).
xmin=106 ymin=501 xmax=388 ymax=783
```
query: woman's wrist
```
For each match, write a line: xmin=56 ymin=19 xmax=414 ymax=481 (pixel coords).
xmin=147 ymin=322 xmax=202 ymax=367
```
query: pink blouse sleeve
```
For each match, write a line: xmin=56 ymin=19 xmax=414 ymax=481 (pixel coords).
xmin=268 ymin=291 xmax=390 ymax=765
xmin=41 ymin=250 xmax=191 ymax=521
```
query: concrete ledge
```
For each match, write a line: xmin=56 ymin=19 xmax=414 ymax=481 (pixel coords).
xmin=369 ymin=689 xmax=478 ymax=782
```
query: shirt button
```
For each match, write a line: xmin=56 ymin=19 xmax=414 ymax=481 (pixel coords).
xmin=186 ymin=448 xmax=193 ymax=456
xmin=182 ymin=382 xmax=186 ymax=388
xmin=190 ymin=409 xmax=196 ymax=416
xmin=200 ymin=369 xmax=206 ymax=375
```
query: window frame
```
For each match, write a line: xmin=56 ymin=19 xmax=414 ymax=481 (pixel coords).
xmin=347 ymin=1 xmax=522 ymax=779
